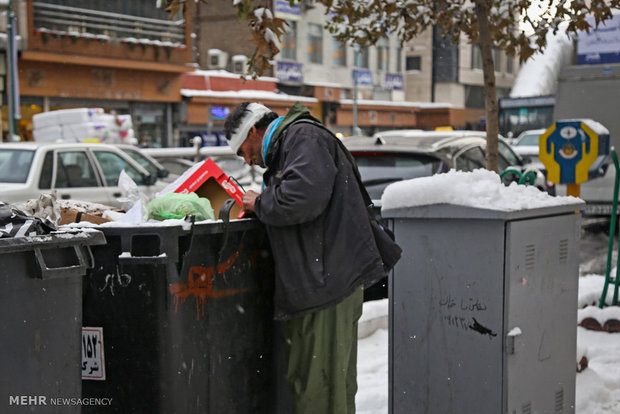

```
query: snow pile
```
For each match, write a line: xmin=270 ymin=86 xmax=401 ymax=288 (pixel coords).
xmin=578 ymin=274 xmax=617 ymax=308
xmin=381 ymin=169 xmax=582 ymax=211
xmin=510 ymin=28 xmax=574 ymax=98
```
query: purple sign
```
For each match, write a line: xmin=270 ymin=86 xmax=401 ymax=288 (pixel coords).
xmin=276 ymin=61 xmax=304 ymax=83
xmin=385 ymin=73 xmax=404 ymax=90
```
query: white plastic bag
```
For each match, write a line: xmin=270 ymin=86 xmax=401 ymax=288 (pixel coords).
xmin=116 ymin=170 xmax=148 ymax=222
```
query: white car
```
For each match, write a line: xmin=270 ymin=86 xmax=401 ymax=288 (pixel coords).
xmin=512 ymin=128 xmax=547 ymax=163
xmin=0 ymin=142 xmax=168 ymax=207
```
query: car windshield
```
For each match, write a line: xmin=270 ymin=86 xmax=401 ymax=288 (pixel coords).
xmin=352 ymin=152 xmax=443 ymax=199
xmin=497 ymin=141 xmax=523 ymax=167
xmin=0 ymin=149 xmax=35 ymax=183
xmin=121 ymin=148 xmax=159 ymax=176
xmin=517 ymin=133 xmax=540 ymax=146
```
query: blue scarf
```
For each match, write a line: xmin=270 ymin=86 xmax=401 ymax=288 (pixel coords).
xmin=262 ymin=116 xmax=284 ymax=164
xmin=261 ymin=116 xmax=284 ymax=190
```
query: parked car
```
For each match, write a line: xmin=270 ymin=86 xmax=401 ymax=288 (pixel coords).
xmin=343 ymin=130 xmax=551 ymax=204
xmin=0 ymin=142 xmax=168 ymax=207
xmin=512 ymin=128 xmax=547 ymax=163
xmin=156 ymin=157 xmax=197 ymax=177
xmin=117 ymin=144 xmax=174 ymax=182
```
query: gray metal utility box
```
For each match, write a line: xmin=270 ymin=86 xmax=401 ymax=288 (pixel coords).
xmin=383 ymin=202 xmax=584 ymax=414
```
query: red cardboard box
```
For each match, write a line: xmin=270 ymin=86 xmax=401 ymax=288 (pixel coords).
xmin=159 ymin=158 xmax=245 ymax=219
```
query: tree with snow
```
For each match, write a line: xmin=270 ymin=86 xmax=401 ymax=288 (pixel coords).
xmin=160 ymin=0 xmax=619 ymax=171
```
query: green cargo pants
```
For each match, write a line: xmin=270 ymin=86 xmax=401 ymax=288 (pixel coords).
xmin=284 ymin=286 xmax=364 ymax=414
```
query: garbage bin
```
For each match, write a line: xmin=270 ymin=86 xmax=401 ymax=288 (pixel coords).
xmin=0 ymin=229 xmax=105 ymax=411
xmin=383 ymin=202 xmax=585 ymax=414
xmin=81 ymin=217 xmax=280 ymax=413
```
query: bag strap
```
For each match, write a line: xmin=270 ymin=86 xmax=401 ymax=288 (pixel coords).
xmin=291 ymin=120 xmax=396 ymax=243
xmin=290 ymin=119 xmax=374 ymax=208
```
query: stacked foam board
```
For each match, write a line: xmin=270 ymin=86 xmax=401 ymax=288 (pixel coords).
xmin=32 ymin=108 xmax=136 ymax=144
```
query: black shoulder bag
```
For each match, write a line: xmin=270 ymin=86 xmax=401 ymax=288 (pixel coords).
xmin=292 ymin=120 xmax=403 ymax=273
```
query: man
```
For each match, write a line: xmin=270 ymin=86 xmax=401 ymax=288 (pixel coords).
xmin=224 ymin=101 xmax=390 ymax=414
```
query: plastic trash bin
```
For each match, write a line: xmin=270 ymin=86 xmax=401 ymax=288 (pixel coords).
xmin=0 ymin=229 xmax=106 ymax=411
xmin=81 ymin=216 xmax=280 ymax=413
xmin=383 ymin=202 xmax=585 ymax=414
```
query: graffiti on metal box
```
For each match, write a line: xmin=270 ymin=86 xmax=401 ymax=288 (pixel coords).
xmin=169 ymin=251 xmax=250 ymax=320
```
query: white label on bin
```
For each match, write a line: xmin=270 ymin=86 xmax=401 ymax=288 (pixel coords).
xmin=82 ymin=327 xmax=106 ymax=380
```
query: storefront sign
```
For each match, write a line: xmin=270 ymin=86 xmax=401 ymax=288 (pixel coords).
xmin=578 ymin=14 xmax=620 ymax=64
xmin=276 ymin=61 xmax=303 ymax=83
xmin=353 ymin=69 xmax=373 ymax=86
xmin=274 ymin=0 xmax=301 ymax=20
xmin=210 ymin=106 xmax=229 ymax=120
xmin=385 ymin=73 xmax=404 ymax=90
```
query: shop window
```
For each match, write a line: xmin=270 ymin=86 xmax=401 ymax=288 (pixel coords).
xmin=406 ymin=56 xmax=421 ymax=71
xmin=377 ymin=38 xmax=389 ymax=71
xmin=465 ymin=85 xmax=485 ymax=109
xmin=308 ymin=24 xmax=323 ymax=64
xmin=492 ymin=47 xmax=501 ymax=72
xmin=281 ymin=21 xmax=297 ymax=61
xmin=332 ymin=38 xmax=347 ymax=67
xmin=355 ymin=46 xmax=369 ymax=69
xmin=396 ymin=47 xmax=403 ymax=72
xmin=471 ymin=43 xmax=482 ymax=70
xmin=506 ymin=55 xmax=514 ymax=74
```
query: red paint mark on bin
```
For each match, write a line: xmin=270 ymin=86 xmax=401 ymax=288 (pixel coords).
xmin=169 ymin=251 xmax=249 ymax=320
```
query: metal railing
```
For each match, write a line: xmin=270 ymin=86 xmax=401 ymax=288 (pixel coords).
xmin=142 ymin=138 xmax=235 ymax=162
xmin=32 ymin=2 xmax=185 ymax=46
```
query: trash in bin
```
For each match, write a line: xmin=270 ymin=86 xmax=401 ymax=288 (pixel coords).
xmin=0 ymin=228 xmax=106 ymax=408
xmin=157 ymin=158 xmax=246 ymax=219
xmin=147 ymin=192 xmax=215 ymax=222
xmin=0 ymin=201 xmax=57 ymax=237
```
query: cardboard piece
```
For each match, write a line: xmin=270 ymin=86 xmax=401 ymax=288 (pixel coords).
xmin=59 ymin=207 xmax=112 ymax=225
xmin=158 ymin=158 xmax=245 ymax=220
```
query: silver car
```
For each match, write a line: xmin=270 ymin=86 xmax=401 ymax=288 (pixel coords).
xmin=343 ymin=130 xmax=552 ymax=202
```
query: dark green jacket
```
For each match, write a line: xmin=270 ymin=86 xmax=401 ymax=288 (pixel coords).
xmin=254 ymin=102 xmax=385 ymax=320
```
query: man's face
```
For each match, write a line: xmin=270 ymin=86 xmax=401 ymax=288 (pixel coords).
xmin=237 ymin=126 xmax=266 ymax=168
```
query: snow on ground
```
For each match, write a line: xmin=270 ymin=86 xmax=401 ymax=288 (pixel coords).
xmin=356 ymin=276 xmax=620 ymax=413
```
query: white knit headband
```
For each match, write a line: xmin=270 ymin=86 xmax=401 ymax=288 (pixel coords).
xmin=229 ymin=103 xmax=272 ymax=153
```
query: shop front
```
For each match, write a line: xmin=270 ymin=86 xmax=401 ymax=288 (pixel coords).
xmin=8 ymin=55 xmax=188 ymax=146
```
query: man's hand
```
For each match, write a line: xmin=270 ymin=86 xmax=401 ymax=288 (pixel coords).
xmin=242 ymin=190 xmax=260 ymax=213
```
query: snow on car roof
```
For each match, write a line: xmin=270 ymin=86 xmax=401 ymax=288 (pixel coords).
xmin=343 ymin=131 xmax=489 ymax=155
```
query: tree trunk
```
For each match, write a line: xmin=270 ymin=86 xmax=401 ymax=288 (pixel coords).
xmin=474 ymin=0 xmax=499 ymax=173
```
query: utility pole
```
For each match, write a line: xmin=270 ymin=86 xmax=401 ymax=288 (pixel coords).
xmin=2 ymin=0 xmax=20 ymax=141
xmin=352 ymin=46 xmax=362 ymax=136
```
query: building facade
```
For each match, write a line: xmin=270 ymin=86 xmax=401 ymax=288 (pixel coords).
xmin=196 ymin=0 xmax=446 ymax=137
xmin=3 ymin=0 xmax=195 ymax=146
xmin=405 ymin=26 xmax=519 ymax=130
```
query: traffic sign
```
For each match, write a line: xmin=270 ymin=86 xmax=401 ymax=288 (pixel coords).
xmin=539 ymin=119 xmax=610 ymax=185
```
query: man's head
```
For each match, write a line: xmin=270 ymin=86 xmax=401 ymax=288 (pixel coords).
xmin=224 ymin=102 xmax=278 ymax=168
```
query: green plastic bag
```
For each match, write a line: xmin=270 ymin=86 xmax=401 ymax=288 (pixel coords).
xmin=147 ymin=192 xmax=215 ymax=221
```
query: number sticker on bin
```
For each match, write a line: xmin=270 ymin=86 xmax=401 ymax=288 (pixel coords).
xmin=82 ymin=327 xmax=106 ymax=381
